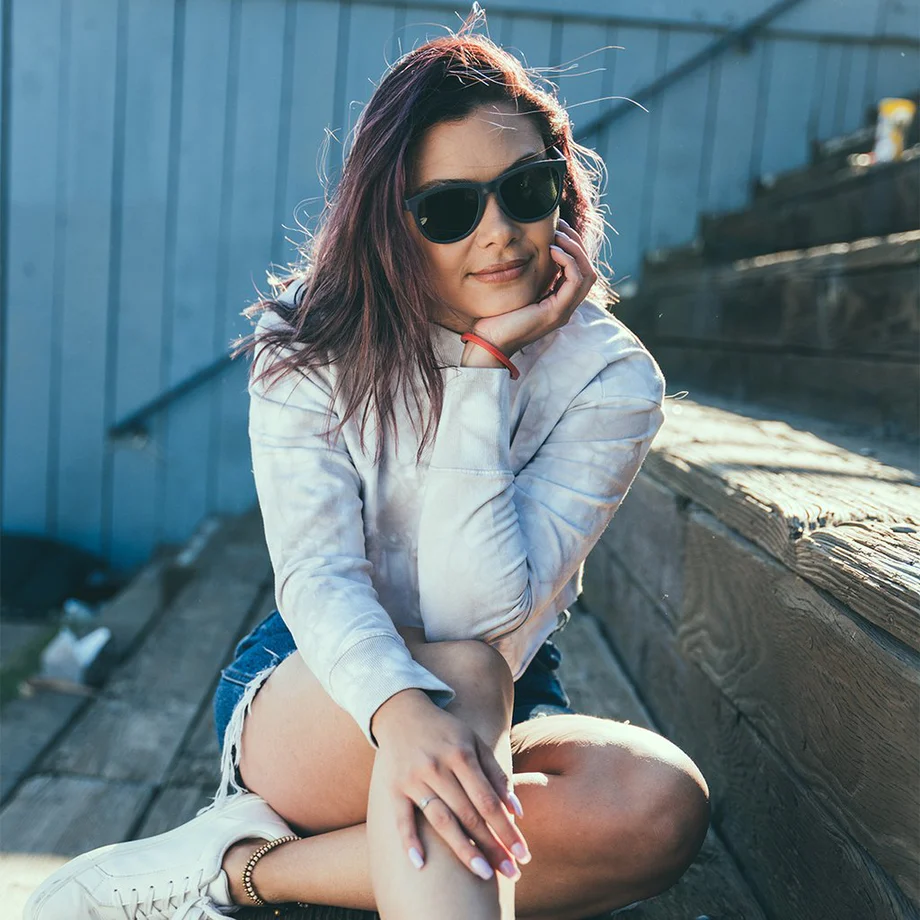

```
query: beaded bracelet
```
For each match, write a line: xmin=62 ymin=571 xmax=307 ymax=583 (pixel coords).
xmin=242 ymin=834 xmax=312 ymax=910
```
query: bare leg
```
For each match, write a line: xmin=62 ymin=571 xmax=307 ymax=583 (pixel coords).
xmin=224 ymin=631 xmax=709 ymax=920
xmin=222 ymin=760 xmax=683 ymax=920
xmin=365 ymin=712 xmax=516 ymax=919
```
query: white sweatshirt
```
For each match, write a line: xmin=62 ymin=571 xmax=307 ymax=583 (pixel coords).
xmin=248 ymin=283 xmax=667 ymax=748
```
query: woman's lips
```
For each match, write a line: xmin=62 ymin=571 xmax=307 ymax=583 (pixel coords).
xmin=471 ymin=258 xmax=530 ymax=283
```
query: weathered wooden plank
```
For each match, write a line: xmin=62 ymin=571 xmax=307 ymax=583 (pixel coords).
xmin=602 ymin=24 xmax=668 ymax=289
xmin=42 ymin=695 xmax=199 ymax=785
xmin=55 ymin=0 xmax=120 ymax=554
xmin=681 ymin=508 xmax=920 ymax=902
xmin=756 ymin=38 xmax=821 ymax=187
xmin=700 ymin=151 xmax=920 ymax=259
xmin=42 ymin=511 xmax=271 ymax=782
xmin=653 ymin=344 xmax=920 ymax=438
xmin=582 ymin=539 xmax=919 ymax=920
xmin=160 ymin=0 xmax=235 ymax=546
xmin=214 ymin=0 xmax=290 ymax=515
xmin=135 ymin=784 xmax=215 ymax=840
xmin=643 ymin=398 xmax=920 ymax=650
xmin=646 ymin=30 xmax=712 ymax=252
xmin=0 ymin=774 xmax=152 ymax=855
xmin=0 ymin=689 xmax=89 ymax=804
xmin=167 ymin=588 xmax=278 ymax=789
xmin=598 ymin=472 xmax=686 ymax=621
xmin=646 ymin=233 xmax=920 ymax=358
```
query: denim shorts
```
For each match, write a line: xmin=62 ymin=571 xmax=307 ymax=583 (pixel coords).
xmin=212 ymin=608 xmax=575 ymax=775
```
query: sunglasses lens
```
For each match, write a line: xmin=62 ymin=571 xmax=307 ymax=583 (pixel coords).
xmin=500 ymin=164 xmax=562 ymax=220
xmin=417 ymin=186 xmax=480 ymax=242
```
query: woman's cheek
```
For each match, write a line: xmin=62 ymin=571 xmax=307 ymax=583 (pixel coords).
xmin=535 ymin=252 xmax=559 ymax=295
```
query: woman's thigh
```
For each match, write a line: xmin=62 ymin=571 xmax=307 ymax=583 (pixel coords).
xmin=508 ymin=712 xmax=711 ymax=863
xmin=234 ymin=627 xmax=511 ymax=835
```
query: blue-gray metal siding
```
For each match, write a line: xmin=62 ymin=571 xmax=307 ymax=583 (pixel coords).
xmin=2 ymin=0 xmax=917 ymax=570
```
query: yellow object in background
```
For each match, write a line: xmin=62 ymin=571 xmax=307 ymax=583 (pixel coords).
xmin=873 ymin=97 xmax=917 ymax=162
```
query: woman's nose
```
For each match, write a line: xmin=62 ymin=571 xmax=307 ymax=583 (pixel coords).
xmin=476 ymin=190 xmax=517 ymax=240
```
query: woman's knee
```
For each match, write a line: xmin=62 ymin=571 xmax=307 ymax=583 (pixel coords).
xmin=414 ymin=636 xmax=514 ymax=719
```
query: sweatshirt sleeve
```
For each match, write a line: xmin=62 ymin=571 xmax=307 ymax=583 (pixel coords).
xmin=416 ymin=351 xmax=665 ymax=661
xmin=248 ymin=331 xmax=456 ymax=749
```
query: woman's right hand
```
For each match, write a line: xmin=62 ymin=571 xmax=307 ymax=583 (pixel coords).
xmin=371 ymin=689 xmax=531 ymax=880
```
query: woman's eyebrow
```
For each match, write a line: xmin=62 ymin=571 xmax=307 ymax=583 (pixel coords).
xmin=412 ymin=150 xmax=544 ymax=195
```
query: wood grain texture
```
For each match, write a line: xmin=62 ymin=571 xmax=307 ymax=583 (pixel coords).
xmin=646 ymin=232 xmax=920 ymax=357
xmin=582 ymin=539 xmax=919 ymax=920
xmin=135 ymin=784 xmax=215 ymax=840
xmin=42 ymin=510 xmax=271 ymax=781
xmin=0 ymin=774 xmax=152 ymax=855
xmin=597 ymin=473 xmax=687 ymax=622
xmin=653 ymin=345 xmax=920 ymax=437
xmin=681 ymin=508 xmax=919 ymax=902
xmin=644 ymin=398 xmax=920 ymax=649
xmin=699 ymin=153 xmax=920 ymax=259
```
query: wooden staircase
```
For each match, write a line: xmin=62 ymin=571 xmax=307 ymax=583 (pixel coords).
xmin=587 ymin=94 xmax=920 ymax=920
xmin=2 ymin=514 xmax=763 ymax=917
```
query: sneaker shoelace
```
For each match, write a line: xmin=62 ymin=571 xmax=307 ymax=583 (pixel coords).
xmin=112 ymin=869 xmax=213 ymax=919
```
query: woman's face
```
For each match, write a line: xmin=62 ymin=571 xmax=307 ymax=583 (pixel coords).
xmin=406 ymin=102 xmax=561 ymax=331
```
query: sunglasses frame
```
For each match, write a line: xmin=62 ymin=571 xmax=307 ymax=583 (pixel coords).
xmin=404 ymin=148 xmax=568 ymax=244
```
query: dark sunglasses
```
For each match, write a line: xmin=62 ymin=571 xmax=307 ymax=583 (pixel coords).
xmin=404 ymin=149 xmax=568 ymax=244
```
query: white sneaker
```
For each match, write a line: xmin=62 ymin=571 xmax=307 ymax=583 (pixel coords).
xmin=23 ymin=791 xmax=297 ymax=919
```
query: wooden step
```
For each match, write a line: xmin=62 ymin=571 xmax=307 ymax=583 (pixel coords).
xmin=810 ymin=123 xmax=877 ymax=171
xmin=754 ymin=98 xmax=919 ymax=204
xmin=0 ymin=526 xmax=209 ymax=806
xmin=632 ymin=230 xmax=920 ymax=437
xmin=3 ymin=504 xmax=766 ymax=919
xmin=581 ymin=394 xmax=919 ymax=918
xmin=0 ymin=506 xmax=271 ymax=856
xmin=810 ymin=91 xmax=919 ymax=172
xmin=697 ymin=146 xmax=919 ymax=261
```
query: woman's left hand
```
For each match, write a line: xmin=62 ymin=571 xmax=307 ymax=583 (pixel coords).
xmin=470 ymin=218 xmax=598 ymax=357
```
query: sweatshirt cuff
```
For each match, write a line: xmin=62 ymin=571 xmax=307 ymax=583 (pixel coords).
xmin=328 ymin=633 xmax=457 ymax=749
xmin=429 ymin=367 xmax=512 ymax=472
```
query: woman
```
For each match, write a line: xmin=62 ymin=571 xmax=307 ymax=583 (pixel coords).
xmin=26 ymin=12 xmax=709 ymax=920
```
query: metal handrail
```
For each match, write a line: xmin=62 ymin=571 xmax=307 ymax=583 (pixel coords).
xmin=108 ymin=0 xmax=808 ymax=441
xmin=574 ymin=0 xmax=807 ymax=142
xmin=107 ymin=352 xmax=234 ymax=444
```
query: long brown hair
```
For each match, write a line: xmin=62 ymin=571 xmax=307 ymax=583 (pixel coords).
xmin=231 ymin=6 xmax=618 ymax=465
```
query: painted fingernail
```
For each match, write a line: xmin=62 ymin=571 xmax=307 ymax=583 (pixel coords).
xmin=471 ymin=856 xmax=494 ymax=880
xmin=512 ymin=842 xmax=531 ymax=863
xmin=408 ymin=847 xmax=424 ymax=869
xmin=499 ymin=859 xmax=519 ymax=879
xmin=508 ymin=792 xmax=524 ymax=818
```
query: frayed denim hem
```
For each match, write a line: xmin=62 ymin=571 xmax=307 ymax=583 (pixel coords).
xmin=197 ymin=659 xmax=281 ymax=818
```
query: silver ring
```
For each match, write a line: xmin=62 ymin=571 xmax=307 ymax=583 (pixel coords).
xmin=418 ymin=794 xmax=440 ymax=810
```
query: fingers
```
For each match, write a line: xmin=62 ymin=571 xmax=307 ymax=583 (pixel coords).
xmin=432 ymin=746 xmax=529 ymax=879
xmin=402 ymin=742 xmax=532 ymax=882
xmin=469 ymin=735 xmax=532 ymax=865
xmin=416 ymin=778 xmax=517 ymax=881
xmin=397 ymin=792 xmax=427 ymax=871
xmin=551 ymin=218 xmax=598 ymax=313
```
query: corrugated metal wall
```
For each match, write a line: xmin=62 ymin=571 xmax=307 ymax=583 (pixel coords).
xmin=2 ymin=0 xmax=918 ymax=572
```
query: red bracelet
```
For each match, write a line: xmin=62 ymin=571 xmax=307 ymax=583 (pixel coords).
xmin=459 ymin=333 xmax=520 ymax=380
